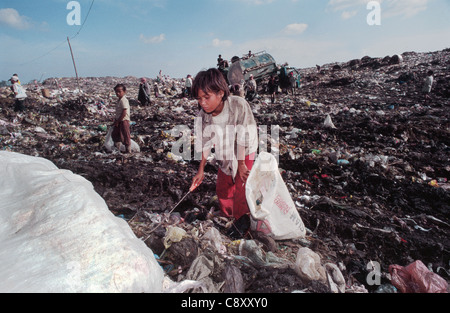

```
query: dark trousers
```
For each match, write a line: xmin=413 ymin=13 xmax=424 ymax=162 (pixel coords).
xmin=14 ymin=99 xmax=25 ymax=112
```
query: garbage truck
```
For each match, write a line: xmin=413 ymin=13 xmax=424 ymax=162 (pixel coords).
xmin=219 ymin=51 xmax=300 ymax=92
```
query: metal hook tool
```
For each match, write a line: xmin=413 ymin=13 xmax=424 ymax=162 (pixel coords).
xmin=144 ymin=184 xmax=199 ymax=239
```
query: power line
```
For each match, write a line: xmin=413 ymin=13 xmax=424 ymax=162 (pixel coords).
xmin=70 ymin=0 xmax=95 ymax=40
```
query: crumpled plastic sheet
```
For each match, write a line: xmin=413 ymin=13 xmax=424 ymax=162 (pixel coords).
xmin=389 ymin=260 xmax=448 ymax=293
xmin=0 ymin=151 xmax=164 ymax=293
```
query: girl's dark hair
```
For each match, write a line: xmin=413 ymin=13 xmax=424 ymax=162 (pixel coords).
xmin=192 ymin=68 xmax=230 ymax=102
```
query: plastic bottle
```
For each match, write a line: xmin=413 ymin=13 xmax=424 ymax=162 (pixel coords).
xmin=374 ymin=284 xmax=397 ymax=293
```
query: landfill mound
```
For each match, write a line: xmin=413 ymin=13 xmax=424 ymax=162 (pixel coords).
xmin=1 ymin=49 xmax=449 ymax=293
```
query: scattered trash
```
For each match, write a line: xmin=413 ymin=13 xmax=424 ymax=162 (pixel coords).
xmin=1 ymin=48 xmax=448 ymax=293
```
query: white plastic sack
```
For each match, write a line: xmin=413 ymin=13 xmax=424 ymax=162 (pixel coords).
xmin=0 ymin=151 xmax=163 ymax=293
xmin=294 ymin=247 xmax=327 ymax=283
xmin=246 ymin=152 xmax=306 ymax=240
xmin=323 ymin=114 xmax=337 ymax=129
xmin=104 ymin=127 xmax=115 ymax=152
xmin=104 ymin=126 xmax=140 ymax=153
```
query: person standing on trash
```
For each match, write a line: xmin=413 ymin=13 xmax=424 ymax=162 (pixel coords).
xmin=245 ymin=74 xmax=257 ymax=101
xmin=112 ymin=84 xmax=132 ymax=154
xmin=10 ymin=75 xmax=27 ymax=112
xmin=288 ymin=71 xmax=297 ymax=96
xmin=228 ymin=56 xmax=245 ymax=98
xmin=190 ymin=68 xmax=258 ymax=221
xmin=422 ymin=70 xmax=434 ymax=102
xmin=153 ymin=83 xmax=161 ymax=98
xmin=138 ymin=78 xmax=151 ymax=106
xmin=185 ymin=74 xmax=193 ymax=98
xmin=267 ymin=75 xmax=278 ymax=104
xmin=217 ymin=55 xmax=224 ymax=68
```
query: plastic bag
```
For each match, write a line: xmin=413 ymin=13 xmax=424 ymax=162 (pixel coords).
xmin=104 ymin=127 xmax=114 ymax=152
xmin=294 ymin=247 xmax=327 ymax=283
xmin=163 ymin=226 xmax=187 ymax=249
xmin=223 ymin=264 xmax=245 ymax=293
xmin=324 ymin=263 xmax=346 ymax=293
xmin=202 ymin=227 xmax=226 ymax=254
xmin=389 ymin=260 xmax=448 ymax=293
xmin=246 ymin=152 xmax=306 ymax=240
xmin=162 ymin=276 xmax=207 ymax=293
xmin=323 ymin=114 xmax=337 ymax=129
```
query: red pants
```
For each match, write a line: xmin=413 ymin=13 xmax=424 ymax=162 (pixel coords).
xmin=216 ymin=153 xmax=255 ymax=220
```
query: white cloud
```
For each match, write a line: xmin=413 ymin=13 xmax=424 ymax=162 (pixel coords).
xmin=383 ymin=0 xmax=429 ymax=18
xmin=233 ymin=0 xmax=275 ymax=4
xmin=327 ymin=0 xmax=368 ymax=12
xmin=0 ymin=8 xmax=32 ymax=30
xmin=327 ymin=0 xmax=430 ymax=19
xmin=139 ymin=33 xmax=166 ymax=44
xmin=341 ymin=10 xmax=358 ymax=19
xmin=212 ymin=38 xmax=233 ymax=48
xmin=282 ymin=23 xmax=308 ymax=35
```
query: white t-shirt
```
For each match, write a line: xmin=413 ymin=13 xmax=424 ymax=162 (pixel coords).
xmin=197 ymin=96 xmax=258 ymax=177
xmin=185 ymin=77 xmax=192 ymax=88
xmin=115 ymin=97 xmax=130 ymax=121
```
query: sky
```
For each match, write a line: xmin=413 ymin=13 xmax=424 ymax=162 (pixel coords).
xmin=1 ymin=0 xmax=450 ymax=84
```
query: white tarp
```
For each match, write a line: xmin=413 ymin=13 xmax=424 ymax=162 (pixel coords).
xmin=0 ymin=151 xmax=164 ymax=293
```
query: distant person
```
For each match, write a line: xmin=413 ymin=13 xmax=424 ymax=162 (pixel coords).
xmin=267 ymin=75 xmax=278 ymax=104
xmin=185 ymin=74 xmax=193 ymax=98
xmin=422 ymin=70 xmax=434 ymax=101
xmin=138 ymin=78 xmax=151 ymax=106
xmin=10 ymin=75 xmax=27 ymax=112
xmin=288 ymin=72 xmax=297 ymax=96
xmin=112 ymin=84 xmax=132 ymax=155
xmin=169 ymin=81 xmax=177 ymax=96
xmin=228 ymin=56 xmax=245 ymax=97
xmin=33 ymin=80 xmax=39 ymax=91
xmin=190 ymin=68 xmax=258 ymax=221
xmin=217 ymin=54 xmax=224 ymax=68
xmin=245 ymin=74 xmax=257 ymax=101
xmin=154 ymin=83 xmax=161 ymax=98
xmin=157 ymin=70 xmax=163 ymax=83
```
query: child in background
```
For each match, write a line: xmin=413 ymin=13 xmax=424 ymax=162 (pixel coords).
xmin=190 ymin=68 xmax=258 ymax=221
xmin=422 ymin=70 xmax=434 ymax=101
xmin=112 ymin=84 xmax=132 ymax=155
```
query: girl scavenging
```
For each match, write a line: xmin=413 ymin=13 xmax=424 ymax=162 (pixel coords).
xmin=189 ymin=68 xmax=258 ymax=221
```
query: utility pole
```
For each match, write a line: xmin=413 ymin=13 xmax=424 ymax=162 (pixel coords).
xmin=67 ymin=37 xmax=81 ymax=92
